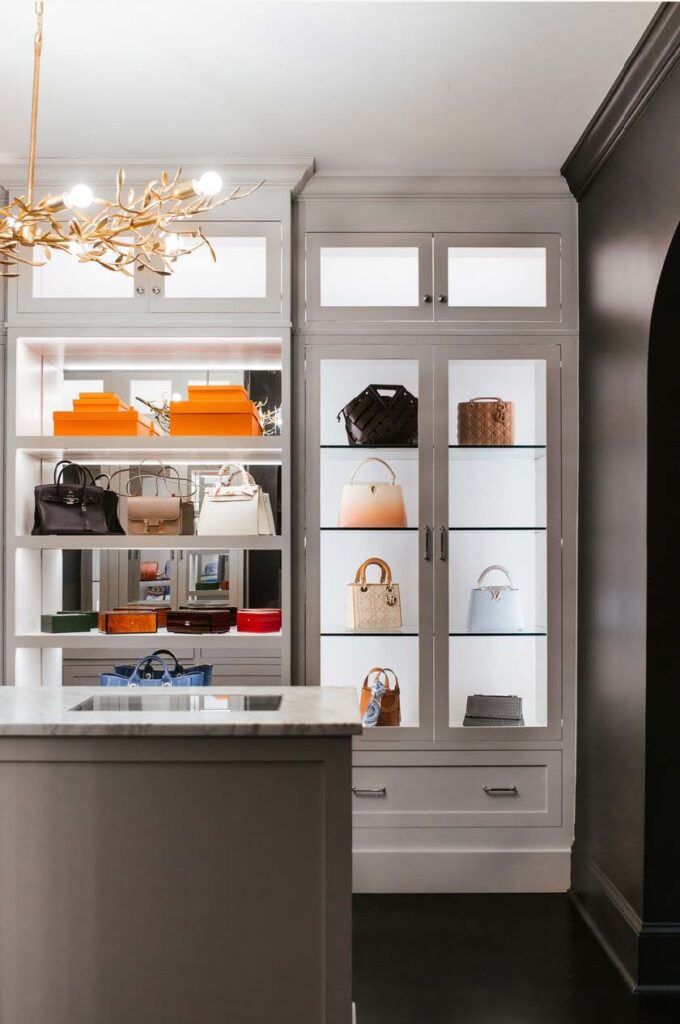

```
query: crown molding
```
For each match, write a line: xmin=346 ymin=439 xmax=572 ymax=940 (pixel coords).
xmin=298 ymin=174 xmax=573 ymax=201
xmin=562 ymin=3 xmax=680 ymax=199
xmin=0 ymin=158 xmax=314 ymax=193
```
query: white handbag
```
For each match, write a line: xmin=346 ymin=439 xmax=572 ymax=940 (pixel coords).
xmin=197 ymin=464 xmax=275 ymax=537
xmin=467 ymin=565 xmax=524 ymax=632
xmin=345 ymin=557 xmax=402 ymax=630
xmin=338 ymin=458 xmax=407 ymax=528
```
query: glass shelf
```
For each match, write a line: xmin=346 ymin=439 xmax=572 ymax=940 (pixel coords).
xmin=321 ymin=626 xmax=419 ymax=637
xmin=321 ymin=444 xmax=418 ymax=453
xmin=449 ymin=627 xmax=547 ymax=636
xmin=320 ymin=527 xmax=418 ymax=532
xmin=449 ymin=445 xmax=546 ymax=461
xmin=449 ymin=527 xmax=547 ymax=532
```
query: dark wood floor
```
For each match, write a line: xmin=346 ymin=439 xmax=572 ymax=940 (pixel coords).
xmin=353 ymin=894 xmax=680 ymax=1023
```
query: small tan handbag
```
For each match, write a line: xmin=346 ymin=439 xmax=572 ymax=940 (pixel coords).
xmin=345 ymin=557 xmax=402 ymax=630
xmin=127 ymin=495 xmax=181 ymax=536
xmin=359 ymin=667 xmax=401 ymax=727
xmin=457 ymin=397 xmax=515 ymax=446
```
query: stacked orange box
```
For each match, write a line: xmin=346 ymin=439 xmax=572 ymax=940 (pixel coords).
xmin=169 ymin=384 xmax=263 ymax=436
xmin=53 ymin=392 xmax=161 ymax=436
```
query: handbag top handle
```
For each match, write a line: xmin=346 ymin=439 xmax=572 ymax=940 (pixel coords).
xmin=128 ymin=653 xmax=175 ymax=685
xmin=362 ymin=667 xmax=390 ymax=690
xmin=362 ymin=666 xmax=400 ymax=693
xmin=215 ymin=463 xmax=257 ymax=489
xmin=354 ymin=557 xmax=393 ymax=589
xmin=468 ymin=397 xmax=505 ymax=404
xmin=477 ymin=564 xmax=514 ymax=588
xmin=349 ymin=458 xmax=397 ymax=485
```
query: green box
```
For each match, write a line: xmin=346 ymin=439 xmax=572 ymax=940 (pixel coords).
xmin=40 ymin=612 xmax=99 ymax=633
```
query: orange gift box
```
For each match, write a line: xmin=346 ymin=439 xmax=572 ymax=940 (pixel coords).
xmin=187 ymin=384 xmax=249 ymax=403
xmin=54 ymin=391 xmax=161 ymax=436
xmin=169 ymin=399 xmax=262 ymax=436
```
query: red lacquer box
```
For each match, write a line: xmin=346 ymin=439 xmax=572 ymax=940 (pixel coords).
xmin=236 ymin=609 xmax=282 ymax=633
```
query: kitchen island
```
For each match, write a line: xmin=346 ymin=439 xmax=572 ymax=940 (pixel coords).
xmin=0 ymin=686 xmax=361 ymax=1024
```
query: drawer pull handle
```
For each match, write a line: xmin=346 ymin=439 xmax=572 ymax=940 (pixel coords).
xmin=483 ymin=785 xmax=519 ymax=796
xmin=352 ymin=786 xmax=386 ymax=797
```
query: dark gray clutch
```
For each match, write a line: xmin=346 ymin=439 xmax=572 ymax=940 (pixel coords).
xmin=463 ymin=694 xmax=524 ymax=727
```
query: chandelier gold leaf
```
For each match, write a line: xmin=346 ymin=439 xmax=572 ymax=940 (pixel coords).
xmin=0 ymin=0 xmax=262 ymax=277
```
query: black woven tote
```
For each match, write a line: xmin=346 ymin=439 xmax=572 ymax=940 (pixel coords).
xmin=337 ymin=384 xmax=418 ymax=447
xmin=463 ymin=694 xmax=524 ymax=727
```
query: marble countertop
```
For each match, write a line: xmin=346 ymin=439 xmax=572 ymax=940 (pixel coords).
xmin=0 ymin=686 xmax=362 ymax=737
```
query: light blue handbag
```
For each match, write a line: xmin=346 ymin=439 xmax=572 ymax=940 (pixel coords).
xmin=100 ymin=652 xmax=205 ymax=688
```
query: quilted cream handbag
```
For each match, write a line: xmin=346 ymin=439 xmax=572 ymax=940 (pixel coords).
xmin=345 ymin=557 xmax=402 ymax=630
xmin=338 ymin=458 xmax=407 ymax=528
xmin=467 ymin=565 xmax=524 ymax=632
xmin=197 ymin=463 xmax=275 ymax=536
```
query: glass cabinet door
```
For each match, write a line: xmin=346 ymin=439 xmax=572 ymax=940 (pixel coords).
xmin=434 ymin=346 xmax=562 ymax=739
xmin=306 ymin=345 xmax=433 ymax=740
xmin=17 ymin=244 xmax=144 ymax=313
xmin=305 ymin=233 xmax=434 ymax=322
xmin=433 ymin=233 xmax=562 ymax=323
xmin=150 ymin=222 xmax=282 ymax=313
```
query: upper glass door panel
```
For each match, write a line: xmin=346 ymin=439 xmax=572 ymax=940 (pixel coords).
xmin=305 ymin=233 xmax=433 ymax=322
xmin=433 ymin=233 xmax=562 ymax=322
xmin=17 ymin=244 xmax=143 ymax=313
xmin=151 ymin=222 xmax=282 ymax=313
xmin=308 ymin=348 xmax=433 ymax=741
xmin=434 ymin=349 xmax=562 ymax=740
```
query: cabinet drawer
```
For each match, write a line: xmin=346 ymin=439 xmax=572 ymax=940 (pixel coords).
xmin=352 ymin=754 xmax=561 ymax=828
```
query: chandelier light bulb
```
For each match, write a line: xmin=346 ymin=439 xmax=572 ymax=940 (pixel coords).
xmin=64 ymin=184 xmax=94 ymax=209
xmin=163 ymin=232 xmax=181 ymax=254
xmin=195 ymin=171 xmax=223 ymax=197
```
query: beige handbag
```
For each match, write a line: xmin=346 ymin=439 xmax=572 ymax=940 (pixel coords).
xmin=457 ymin=397 xmax=515 ymax=446
xmin=113 ymin=459 xmax=197 ymax=536
xmin=338 ymin=458 xmax=407 ymax=528
xmin=345 ymin=557 xmax=402 ymax=630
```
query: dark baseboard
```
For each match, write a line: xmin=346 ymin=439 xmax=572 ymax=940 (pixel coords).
xmin=562 ymin=3 xmax=680 ymax=197
xmin=571 ymin=849 xmax=680 ymax=990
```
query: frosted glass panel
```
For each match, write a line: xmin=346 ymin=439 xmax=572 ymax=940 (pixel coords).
xmin=320 ymin=247 xmax=419 ymax=307
xmin=32 ymin=249 xmax=134 ymax=298
xmin=164 ymin=236 xmax=267 ymax=298
xmin=448 ymin=247 xmax=546 ymax=307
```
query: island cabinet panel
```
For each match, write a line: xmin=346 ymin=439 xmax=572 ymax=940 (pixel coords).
xmin=0 ymin=735 xmax=353 ymax=1024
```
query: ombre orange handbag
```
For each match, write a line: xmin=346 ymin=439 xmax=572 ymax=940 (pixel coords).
xmin=338 ymin=458 xmax=407 ymax=528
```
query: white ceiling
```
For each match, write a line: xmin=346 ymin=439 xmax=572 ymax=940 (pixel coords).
xmin=0 ymin=0 xmax=658 ymax=175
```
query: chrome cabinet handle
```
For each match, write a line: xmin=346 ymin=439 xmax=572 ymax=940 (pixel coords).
xmin=483 ymin=786 xmax=519 ymax=796
xmin=423 ymin=294 xmax=432 ymax=303
xmin=423 ymin=525 xmax=432 ymax=561
xmin=136 ymin=286 xmax=145 ymax=295
xmin=439 ymin=526 xmax=448 ymax=561
xmin=352 ymin=786 xmax=387 ymax=797
xmin=151 ymin=286 xmax=161 ymax=295
xmin=437 ymin=294 xmax=447 ymax=303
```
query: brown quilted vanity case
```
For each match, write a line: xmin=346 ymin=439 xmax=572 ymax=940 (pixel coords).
xmin=166 ymin=610 xmax=231 ymax=634
xmin=457 ymin=397 xmax=515 ymax=446
xmin=98 ymin=611 xmax=158 ymax=634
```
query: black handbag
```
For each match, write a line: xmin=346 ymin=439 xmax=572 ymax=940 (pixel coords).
xmin=113 ymin=649 xmax=213 ymax=686
xmin=463 ymin=694 xmax=524 ymax=727
xmin=32 ymin=461 xmax=125 ymax=536
xmin=337 ymin=384 xmax=418 ymax=447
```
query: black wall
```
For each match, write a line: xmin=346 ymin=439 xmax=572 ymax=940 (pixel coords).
xmin=566 ymin=51 xmax=680 ymax=988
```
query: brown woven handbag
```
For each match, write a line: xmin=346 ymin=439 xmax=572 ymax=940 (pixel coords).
xmin=359 ymin=667 xmax=401 ymax=727
xmin=457 ymin=397 xmax=515 ymax=446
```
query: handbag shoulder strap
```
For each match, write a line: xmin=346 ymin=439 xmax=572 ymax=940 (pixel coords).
xmin=354 ymin=557 xmax=393 ymax=588
xmin=380 ymin=667 xmax=399 ymax=693
xmin=477 ymin=564 xmax=514 ymax=588
xmin=349 ymin=458 xmax=396 ymax=484
xmin=215 ymin=463 xmax=256 ymax=488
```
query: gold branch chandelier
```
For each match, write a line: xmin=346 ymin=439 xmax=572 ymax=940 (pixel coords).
xmin=0 ymin=0 xmax=260 ymax=277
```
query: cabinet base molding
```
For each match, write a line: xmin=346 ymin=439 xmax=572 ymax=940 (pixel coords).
xmin=353 ymin=848 xmax=570 ymax=893
xmin=571 ymin=850 xmax=680 ymax=990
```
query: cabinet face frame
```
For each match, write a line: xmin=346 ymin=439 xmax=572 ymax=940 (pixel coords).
xmin=148 ymin=221 xmax=283 ymax=314
xmin=433 ymin=233 xmax=562 ymax=323
xmin=304 ymin=233 xmax=433 ymax=323
xmin=433 ymin=342 xmax=563 ymax=741
xmin=305 ymin=343 xmax=435 ymax=741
